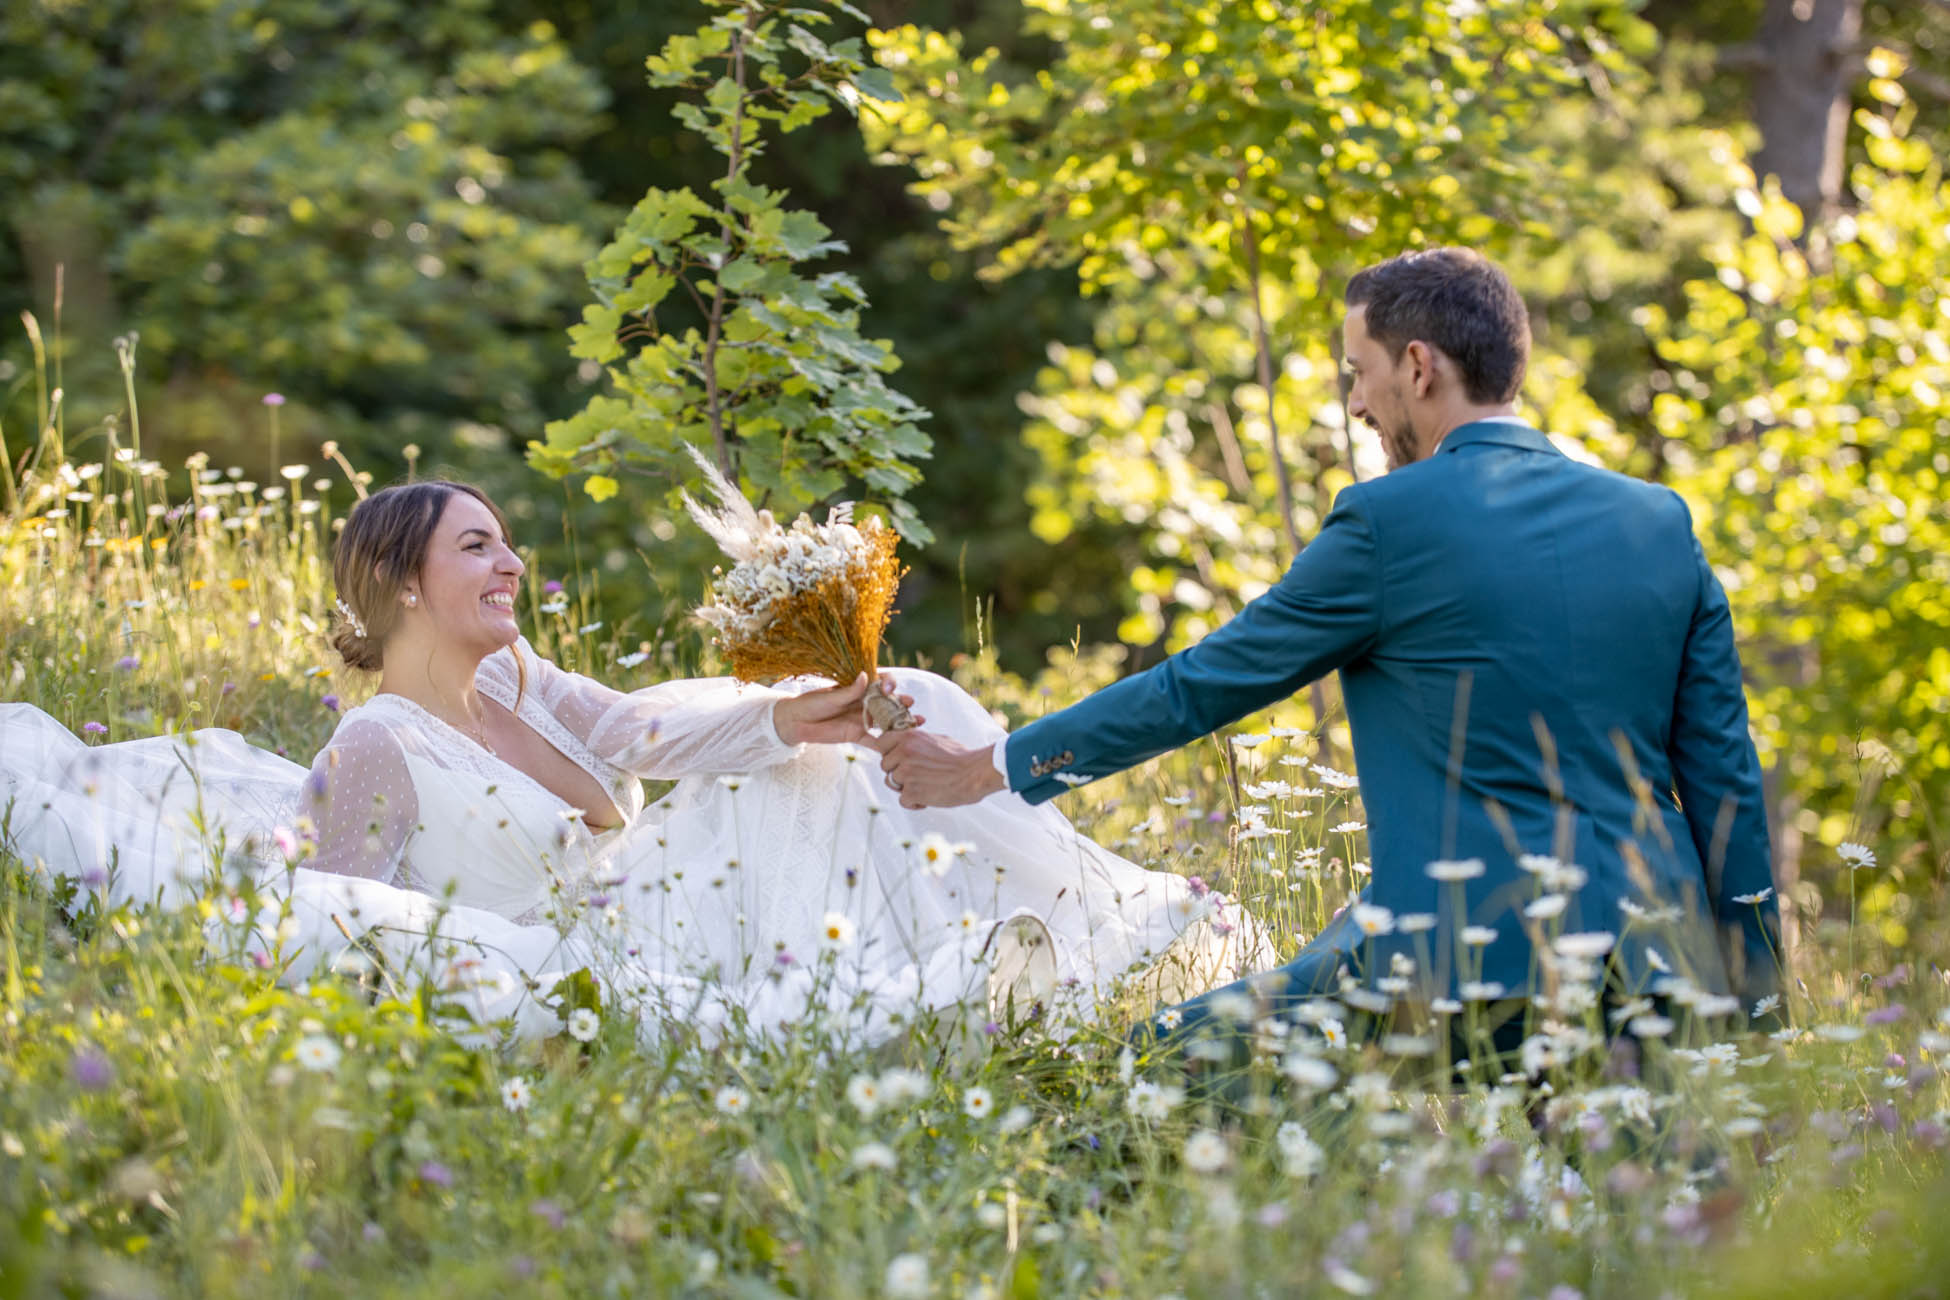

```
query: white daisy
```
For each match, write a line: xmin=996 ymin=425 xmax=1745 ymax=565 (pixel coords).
xmin=879 ymin=1068 xmax=929 ymax=1105
xmin=1524 ymin=893 xmax=1568 ymax=920
xmin=1276 ymin=1121 xmax=1324 ymax=1177
xmin=1461 ymin=925 xmax=1499 ymax=946
xmin=914 ymin=833 xmax=964 ymax=878
xmin=1125 ymin=1079 xmax=1186 ymax=1122
xmin=963 ymin=1087 xmax=995 ymax=1120
xmin=1552 ymin=932 xmax=1616 ymax=960
xmin=846 ymin=1073 xmax=882 ymax=1117
xmin=714 ymin=1085 xmax=752 ymax=1115
xmin=1281 ymin=1054 xmax=1339 ymax=1091
xmin=1732 ymin=887 xmax=1774 ymax=905
xmin=1839 ymin=842 xmax=1876 ymax=870
xmin=294 ymin=1036 xmax=341 ymax=1073
xmin=1181 ymin=1129 xmax=1230 ymax=1174
xmin=566 ymin=1008 xmax=601 ymax=1043
xmin=819 ymin=911 xmax=856 ymax=952
xmin=884 ymin=1253 xmax=930 ymax=1299
xmin=501 ymin=1076 xmax=533 ymax=1112
xmin=851 ymin=1142 xmax=897 ymax=1172
xmin=1351 ymin=903 xmax=1395 ymax=936
xmin=1426 ymin=858 xmax=1486 ymax=881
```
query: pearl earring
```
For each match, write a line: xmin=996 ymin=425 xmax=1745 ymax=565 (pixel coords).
xmin=405 ymin=593 xmax=418 ymax=607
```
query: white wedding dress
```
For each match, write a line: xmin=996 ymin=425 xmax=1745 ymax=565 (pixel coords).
xmin=0 ymin=638 xmax=1268 ymax=1046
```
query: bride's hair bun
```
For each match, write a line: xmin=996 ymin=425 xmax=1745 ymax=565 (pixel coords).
xmin=328 ymin=479 xmax=514 ymax=673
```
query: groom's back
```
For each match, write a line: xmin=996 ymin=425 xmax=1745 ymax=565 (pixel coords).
xmin=1339 ymin=419 xmax=1722 ymax=966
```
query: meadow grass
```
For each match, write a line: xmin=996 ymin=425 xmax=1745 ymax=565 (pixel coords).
xmin=2 ymin=422 xmax=1947 ymax=1299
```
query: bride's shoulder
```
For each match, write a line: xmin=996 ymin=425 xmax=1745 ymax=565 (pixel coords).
xmin=324 ymin=699 xmax=413 ymax=748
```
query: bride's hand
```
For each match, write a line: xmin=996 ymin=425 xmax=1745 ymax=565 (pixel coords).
xmin=772 ymin=674 xmax=922 ymax=747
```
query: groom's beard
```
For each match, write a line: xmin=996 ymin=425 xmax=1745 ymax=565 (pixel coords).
xmin=1379 ymin=412 xmax=1421 ymax=472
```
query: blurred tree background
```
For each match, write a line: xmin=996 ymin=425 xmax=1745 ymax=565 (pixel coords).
xmin=3 ymin=0 xmax=1944 ymax=906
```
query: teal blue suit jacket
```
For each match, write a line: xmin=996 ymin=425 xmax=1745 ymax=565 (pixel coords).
xmin=1007 ymin=419 xmax=1783 ymax=1008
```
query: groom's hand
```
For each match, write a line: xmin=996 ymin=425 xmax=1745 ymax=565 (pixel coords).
xmin=870 ymin=728 xmax=1006 ymax=809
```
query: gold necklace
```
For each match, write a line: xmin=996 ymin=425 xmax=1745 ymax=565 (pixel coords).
xmin=458 ymin=705 xmax=498 ymax=757
xmin=432 ymin=699 xmax=497 ymax=756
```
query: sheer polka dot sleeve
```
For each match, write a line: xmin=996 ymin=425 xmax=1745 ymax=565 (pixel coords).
xmin=303 ymin=718 xmax=418 ymax=882
xmin=515 ymin=639 xmax=797 ymax=779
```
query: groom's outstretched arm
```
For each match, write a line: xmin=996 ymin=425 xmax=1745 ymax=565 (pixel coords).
xmin=1002 ymin=488 xmax=1383 ymax=805
xmin=1668 ymin=520 xmax=1783 ymax=1012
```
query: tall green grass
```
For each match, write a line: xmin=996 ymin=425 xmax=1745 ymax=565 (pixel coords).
xmin=1 ymin=346 xmax=1945 ymax=1298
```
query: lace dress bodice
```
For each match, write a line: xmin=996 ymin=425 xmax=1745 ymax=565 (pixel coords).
xmin=303 ymin=637 xmax=795 ymax=923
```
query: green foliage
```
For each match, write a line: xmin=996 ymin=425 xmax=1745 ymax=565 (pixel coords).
xmin=0 ymin=0 xmax=611 ymax=460
xmin=862 ymin=0 xmax=1672 ymax=661
xmin=532 ymin=0 xmax=935 ymax=544
xmin=869 ymin=0 xmax=1654 ymax=300
xmin=1644 ymin=71 xmax=1950 ymax=862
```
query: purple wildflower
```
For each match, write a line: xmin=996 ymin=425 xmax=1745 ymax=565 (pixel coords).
xmin=543 ymin=580 xmax=563 ymax=595
xmin=321 ymin=694 xmax=340 ymax=713
xmin=417 ymin=1160 xmax=454 ymax=1188
xmin=530 ymin=1199 xmax=566 ymax=1230
xmin=70 ymin=1048 xmax=115 ymax=1092
xmin=262 ymin=392 xmax=286 ymax=407
xmin=115 ymin=655 xmax=139 ymax=671
xmin=1186 ymin=875 xmax=1210 ymax=898
xmin=1865 ymin=1004 xmax=1906 ymax=1026
xmin=82 ymin=721 xmax=108 ymax=736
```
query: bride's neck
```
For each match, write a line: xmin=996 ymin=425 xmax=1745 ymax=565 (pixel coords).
xmin=376 ymin=639 xmax=489 ymax=721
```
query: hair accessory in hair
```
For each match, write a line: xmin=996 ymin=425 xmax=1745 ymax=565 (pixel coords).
xmin=334 ymin=596 xmax=368 ymax=638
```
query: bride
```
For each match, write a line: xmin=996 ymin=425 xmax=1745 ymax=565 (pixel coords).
xmin=0 ymin=480 xmax=1268 ymax=1045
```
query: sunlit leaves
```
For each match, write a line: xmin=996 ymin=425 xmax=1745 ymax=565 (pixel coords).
xmin=534 ymin=0 xmax=933 ymax=544
xmin=1650 ymin=104 xmax=1950 ymax=852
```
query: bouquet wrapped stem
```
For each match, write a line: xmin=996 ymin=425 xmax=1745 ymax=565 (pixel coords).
xmin=683 ymin=448 xmax=914 ymax=732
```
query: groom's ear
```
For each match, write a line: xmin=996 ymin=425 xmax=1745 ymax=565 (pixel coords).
xmin=1403 ymin=340 xmax=1439 ymax=397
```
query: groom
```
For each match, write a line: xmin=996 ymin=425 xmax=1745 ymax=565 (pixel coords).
xmin=874 ymin=248 xmax=1784 ymax=1050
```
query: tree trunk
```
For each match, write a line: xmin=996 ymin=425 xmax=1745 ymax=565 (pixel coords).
xmin=1748 ymin=0 xmax=1862 ymax=223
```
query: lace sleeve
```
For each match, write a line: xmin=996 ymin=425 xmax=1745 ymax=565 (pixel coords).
xmin=303 ymin=717 xmax=418 ymax=882
xmin=517 ymin=640 xmax=797 ymax=779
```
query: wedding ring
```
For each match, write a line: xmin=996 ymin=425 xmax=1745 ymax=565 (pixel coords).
xmin=888 ymin=778 xmax=904 ymax=791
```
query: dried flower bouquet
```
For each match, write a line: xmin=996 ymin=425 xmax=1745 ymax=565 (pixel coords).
xmin=684 ymin=447 xmax=914 ymax=732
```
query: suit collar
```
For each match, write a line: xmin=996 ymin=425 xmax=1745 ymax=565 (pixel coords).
xmin=1435 ymin=417 xmax=1559 ymax=457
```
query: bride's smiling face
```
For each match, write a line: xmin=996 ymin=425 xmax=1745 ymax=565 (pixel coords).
xmin=407 ymin=493 xmax=525 ymax=658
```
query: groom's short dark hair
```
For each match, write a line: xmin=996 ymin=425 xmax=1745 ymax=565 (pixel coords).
xmin=1345 ymin=249 xmax=1530 ymax=405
